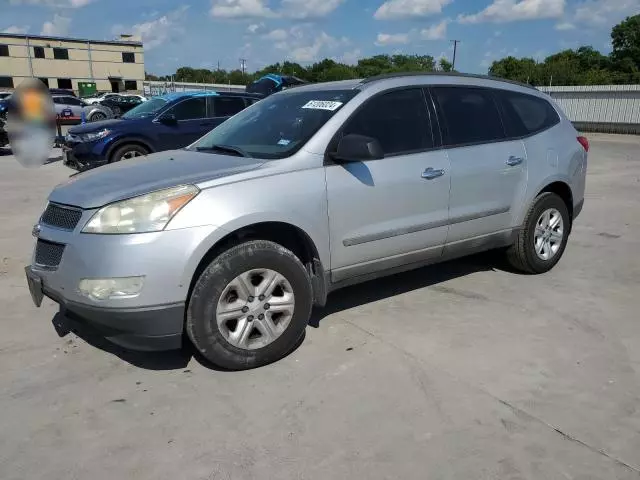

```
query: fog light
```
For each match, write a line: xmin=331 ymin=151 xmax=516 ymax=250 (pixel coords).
xmin=78 ymin=277 xmax=144 ymax=301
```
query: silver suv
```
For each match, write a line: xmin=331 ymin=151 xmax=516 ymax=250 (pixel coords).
xmin=26 ymin=73 xmax=588 ymax=370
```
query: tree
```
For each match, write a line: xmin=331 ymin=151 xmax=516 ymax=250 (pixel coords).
xmin=439 ymin=58 xmax=453 ymax=72
xmin=611 ymin=14 xmax=640 ymax=69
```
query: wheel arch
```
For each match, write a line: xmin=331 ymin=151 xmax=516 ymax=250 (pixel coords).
xmin=186 ymin=221 xmax=328 ymax=309
xmin=537 ymin=180 xmax=574 ymax=221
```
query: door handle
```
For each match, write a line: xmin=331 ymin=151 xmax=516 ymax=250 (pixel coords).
xmin=506 ymin=156 xmax=524 ymax=166
xmin=421 ymin=167 xmax=445 ymax=180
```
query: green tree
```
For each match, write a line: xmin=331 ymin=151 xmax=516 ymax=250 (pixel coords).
xmin=439 ymin=58 xmax=453 ymax=72
xmin=611 ymin=14 xmax=640 ymax=69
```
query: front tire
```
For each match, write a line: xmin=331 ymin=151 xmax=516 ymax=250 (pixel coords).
xmin=506 ymin=192 xmax=571 ymax=274
xmin=186 ymin=240 xmax=313 ymax=370
xmin=110 ymin=144 xmax=148 ymax=163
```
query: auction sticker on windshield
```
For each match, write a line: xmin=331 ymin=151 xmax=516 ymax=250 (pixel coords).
xmin=302 ymin=100 xmax=343 ymax=111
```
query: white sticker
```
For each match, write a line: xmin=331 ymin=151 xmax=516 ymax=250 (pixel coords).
xmin=302 ymin=100 xmax=343 ymax=111
xmin=277 ymin=139 xmax=291 ymax=146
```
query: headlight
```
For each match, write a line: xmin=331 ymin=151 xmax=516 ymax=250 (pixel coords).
xmin=83 ymin=185 xmax=199 ymax=234
xmin=80 ymin=129 xmax=110 ymax=142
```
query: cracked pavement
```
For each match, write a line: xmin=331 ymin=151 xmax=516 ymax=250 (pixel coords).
xmin=1 ymin=134 xmax=639 ymax=479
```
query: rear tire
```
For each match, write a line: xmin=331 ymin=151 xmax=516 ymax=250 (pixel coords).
xmin=506 ymin=192 xmax=571 ymax=274
xmin=186 ymin=240 xmax=313 ymax=370
xmin=109 ymin=144 xmax=148 ymax=163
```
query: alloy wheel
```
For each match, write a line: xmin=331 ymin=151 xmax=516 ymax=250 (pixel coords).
xmin=534 ymin=208 xmax=564 ymax=261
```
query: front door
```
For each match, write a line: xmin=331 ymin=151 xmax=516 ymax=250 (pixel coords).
xmin=206 ymin=96 xmax=249 ymax=131
xmin=155 ymin=97 xmax=208 ymax=150
xmin=326 ymin=88 xmax=451 ymax=282
xmin=430 ymin=86 xmax=528 ymax=243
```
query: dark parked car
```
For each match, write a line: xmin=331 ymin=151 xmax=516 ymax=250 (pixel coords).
xmin=49 ymin=88 xmax=76 ymax=97
xmin=62 ymin=91 xmax=261 ymax=171
xmin=99 ymin=95 xmax=143 ymax=117
xmin=0 ymin=117 xmax=8 ymax=147
xmin=246 ymin=74 xmax=307 ymax=97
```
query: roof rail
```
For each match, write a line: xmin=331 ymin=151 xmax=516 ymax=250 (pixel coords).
xmin=359 ymin=71 xmax=536 ymax=90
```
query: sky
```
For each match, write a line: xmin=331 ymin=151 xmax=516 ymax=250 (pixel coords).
xmin=2 ymin=0 xmax=639 ymax=76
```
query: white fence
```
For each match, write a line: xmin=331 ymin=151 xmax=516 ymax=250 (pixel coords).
xmin=538 ymin=84 xmax=640 ymax=134
xmin=142 ymin=80 xmax=246 ymax=97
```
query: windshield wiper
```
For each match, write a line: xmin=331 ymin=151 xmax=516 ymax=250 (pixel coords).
xmin=195 ymin=144 xmax=252 ymax=158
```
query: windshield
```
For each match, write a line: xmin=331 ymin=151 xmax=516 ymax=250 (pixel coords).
xmin=188 ymin=89 xmax=359 ymax=159
xmin=122 ymin=97 xmax=168 ymax=119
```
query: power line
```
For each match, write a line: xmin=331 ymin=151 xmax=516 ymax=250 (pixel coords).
xmin=450 ymin=39 xmax=460 ymax=70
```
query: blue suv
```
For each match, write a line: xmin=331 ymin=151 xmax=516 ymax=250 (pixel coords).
xmin=62 ymin=91 xmax=262 ymax=171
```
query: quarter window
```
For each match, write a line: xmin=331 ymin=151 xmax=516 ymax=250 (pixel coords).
xmin=169 ymin=98 xmax=206 ymax=121
xmin=342 ymin=88 xmax=433 ymax=156
xmin=497 ymin=91 xmax=560 ymax=137
xmin=432 ymin=87 xmax=505 ymax=146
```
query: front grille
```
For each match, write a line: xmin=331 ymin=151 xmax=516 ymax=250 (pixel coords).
xmin=35 ymin=239 xmax=65 ymax=268
xmin=40 ymin=203 xmax=82 ymax=230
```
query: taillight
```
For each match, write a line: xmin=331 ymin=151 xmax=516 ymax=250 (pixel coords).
xmin=577 ymin=136 xmax=589 ymax=152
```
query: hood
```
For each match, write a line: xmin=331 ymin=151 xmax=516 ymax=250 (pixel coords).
xmin=68 ymin=118 xmax=134 ymax=134
xmin=49 ymin=149 xmax=265 ymax=209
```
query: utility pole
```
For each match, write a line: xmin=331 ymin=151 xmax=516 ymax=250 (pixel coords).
xmin=450 ymin=40 xmax=460 ymax=70
xmin=239 ymin=58 xmax=247 ymax=78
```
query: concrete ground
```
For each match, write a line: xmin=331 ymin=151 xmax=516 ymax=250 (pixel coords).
xmin=0 ymin=134 xmax=639 ymax=480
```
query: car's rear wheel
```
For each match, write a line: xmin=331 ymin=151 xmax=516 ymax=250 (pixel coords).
xmin=110 ymin=144 xmax=148 ymax=163
xmin=506 ymin=192 xmax=571 ymax=274
xmin=186 ymin=240 xmax=313 ymax=370
xmin=89 ymin=111 xmax=106 ymax=122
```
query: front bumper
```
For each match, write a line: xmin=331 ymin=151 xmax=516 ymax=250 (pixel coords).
xmin=27 ymin=218 xmax=220 ymax=351
xmin=62 ymin=141 xmax=109 ymax=171
xmin=27 ymin=264 xmax=184 ymax=350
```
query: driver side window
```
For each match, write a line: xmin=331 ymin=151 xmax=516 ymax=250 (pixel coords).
xmin=341 ymin=88 xmax=433 ymax=156
xmin=167 ymin=98 xmax=206 ymax=121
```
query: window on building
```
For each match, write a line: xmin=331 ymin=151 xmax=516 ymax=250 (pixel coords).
xmin=432 ymin=87 xmax=505 ymax=146
xmin=33 ymin=46 xmax=45 ymax=59
xmin=57 ymin=78 xmax=73 ymax=90
xmin=53 ymin=48 xmax=69 ymax=60
xmin=38 ymin=78 xmax=49 ymax=87
xmin=122 ymin=52 xmax=135 ymax=63
xmin=341 ymin=88 xmax=433 ymax=156
xmin=0 ymin=77 xmax=14 ymax=88
xmin=124 ymin=80 xmax=138 ymax=91
xmin=0 ymin=44 xmax=9 ymax=57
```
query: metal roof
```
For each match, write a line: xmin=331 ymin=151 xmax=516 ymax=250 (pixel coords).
xmin=0 ymin=32 xmax=142 ymax=47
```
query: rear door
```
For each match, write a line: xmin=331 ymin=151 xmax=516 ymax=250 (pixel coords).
xmin=326 ymin=87 xmax=451 ymax=282
xmin=430 ymin=86 xmax=527 ymax=243
xmin=154 ymin=97 xmax=207 ymax=150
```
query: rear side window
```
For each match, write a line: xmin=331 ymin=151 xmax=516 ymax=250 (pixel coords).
xmin=432 ymin=87 xmax=505 ymax=147
xmin=497 ymin=91 xmax=560 ymax=137
xmin=210 ymin=96 xmax=247 ymax=117
xmin=170 ymin=97 xmax=206 ymax=120
xmin=342 ymin=88 xmax=433 ymax=156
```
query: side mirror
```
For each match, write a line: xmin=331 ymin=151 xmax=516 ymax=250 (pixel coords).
xmin=158 ymin=113 xmax=177 ymax=125
xmin=331 ymin=134 xmax=384 ymax=163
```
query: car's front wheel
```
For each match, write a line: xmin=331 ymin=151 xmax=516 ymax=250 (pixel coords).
xmin=506 ymin=192 xmax=571 ymax=274
xmin=187 ymin=240 xmax=313 ymax=370
xmin=110 ymin=144 xmax=148 ymax=163
xmin=89 ymin=111 xmax=106 ymax=122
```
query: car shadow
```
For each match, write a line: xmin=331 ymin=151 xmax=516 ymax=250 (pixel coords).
xmin=309 ymin=251 xmax=502 ymax=328
xmin=49 ymin=251 xmax=504 ymax=372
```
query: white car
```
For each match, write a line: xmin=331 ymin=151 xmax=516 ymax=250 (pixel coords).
xmin=83 ymin=92 xmax=122 ymax=104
